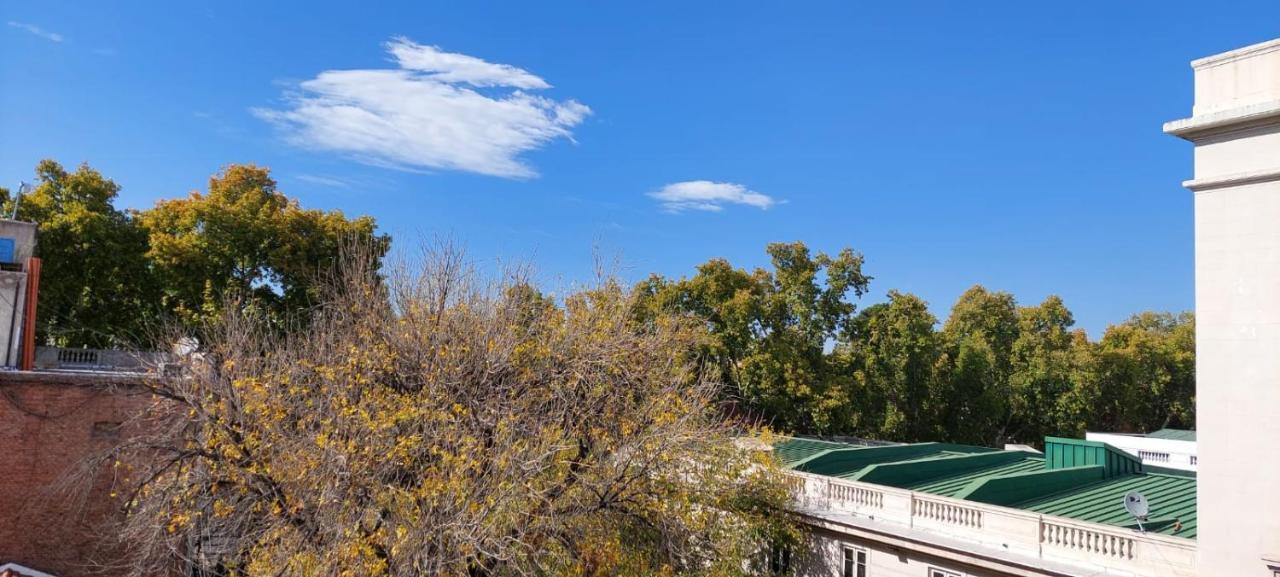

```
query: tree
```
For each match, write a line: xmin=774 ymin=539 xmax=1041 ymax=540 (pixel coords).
xmin=933 ymin=286 xmax=1020 ymax=445
xmin=1007 ymin=296 xmax=1083 ymax=443
xmin=108 ymin=245 xmax=795 ymax=576
xmin=633 ymin=242 xmax=871 ymax=434
xmin=138 ymin=164 xmax=389 ymax=329
xmin=840 ymin=291 xmax=940 ymax=441
xmin=1085 ymin=312 xmax=1195 ymax=432
xmin=0 ymin=160 xmax=158 ymax=347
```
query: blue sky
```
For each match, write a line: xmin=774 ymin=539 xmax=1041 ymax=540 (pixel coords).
xmin=4 ymin=2 xmax=1278 ymax=336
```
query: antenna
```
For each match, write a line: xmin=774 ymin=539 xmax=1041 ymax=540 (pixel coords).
xmin=11 ymin=182 xmax=32 ymax=220
xmin=1124 ymin=490 xmax=1150 ymax=532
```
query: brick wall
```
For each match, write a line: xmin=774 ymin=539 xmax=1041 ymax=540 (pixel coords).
xmin=0 ymin=372 xmax=152 ymax=577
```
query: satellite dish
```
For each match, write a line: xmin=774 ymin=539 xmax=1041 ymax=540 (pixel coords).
xmin=1124 ymin=490 xmax=1150 ymax=532
xmin=1124 ymin=491 xmax=1150 ymax=517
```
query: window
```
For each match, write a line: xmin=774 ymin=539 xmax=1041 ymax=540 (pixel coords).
xmin=767 ymin=542 xmax=791 ymax=575
xmin=927 ymin=568 xmax=961 ymax=577
xmin=841 ymin=546 xmax=866 ymax=577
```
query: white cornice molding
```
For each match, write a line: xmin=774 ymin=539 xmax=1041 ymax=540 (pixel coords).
xmin=1191 ymin=38 xmax=1280 ymax=69
xmin=1164 ymin=101 xmax=1280 ymax=141
xmin=1184 ymin=168 xmax=1280 ymax=193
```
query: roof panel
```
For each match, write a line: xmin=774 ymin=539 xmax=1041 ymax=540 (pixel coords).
xmin=1146 ymin=428 xmax=1197 ymax=442
xmin=1016 ymin=473 xmax=1198 ymax=539
xmin=907 ymin=457 xmax=1045 ymax=497
xmin=775 ymin=436 xmax=1198 ymax=540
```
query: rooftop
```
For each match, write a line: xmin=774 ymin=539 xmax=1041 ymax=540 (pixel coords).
xmin=1144 ymin=428 xmax=1197 ymax=442
xmin=776 ymin=435 xmax=1197 ymax=539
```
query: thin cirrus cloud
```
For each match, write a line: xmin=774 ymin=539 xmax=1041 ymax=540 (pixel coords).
xmin=649 ymin=181 xmax=777 ymax=213
xmin=253 ymin=37 xmax=590 ymax=179
xmin=7 ymin=21 xmax=64 ymax=43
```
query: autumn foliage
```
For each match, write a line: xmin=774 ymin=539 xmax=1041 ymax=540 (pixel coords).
xmin=107 ymin=244 xmax=794 ymax=576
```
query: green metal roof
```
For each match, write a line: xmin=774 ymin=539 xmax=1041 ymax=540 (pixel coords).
xmin=774 ymin=437 xmax=855 ymax=467
xmin=1043 ymin=436 xmax=1144 ymax=478
xmin=1017 ymin=472 xmax=1197 ymax=539
xmin=790 ymin=442 xmax=994 ymax=479
xmin=906 ymin=455 xmax=1045 ymax=497
xmin=1145 ymin=428 xmax=1197 ymax=442
xmin=774 ymin=436 xmax=1197 ymax=540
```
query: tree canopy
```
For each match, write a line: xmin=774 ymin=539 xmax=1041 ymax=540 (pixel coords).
xmin=108 ymin=246 xmax=793 ymax=576
xmin=633 ymin=242 xmax=871 ymax=434
xmin=1 ymin=160 xmax=157 ymax=347
xmin=638 ymin=243 xmax=1195 ymax=445
xmin=6 ymin=160 xmax=388 ymax=347
xmin=139 ymin=164 xmax=388 ymax=329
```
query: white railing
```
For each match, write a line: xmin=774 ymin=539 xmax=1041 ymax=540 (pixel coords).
xmin=786 ymin=470 xmax=1196 ymax=577
xmin=826 ymin=480 xmax=883 ymax=509
xmin=913 ymin=495 xmax=983 ymax=529
xmin=1042 ymin=518 xmax=1134 ymax=559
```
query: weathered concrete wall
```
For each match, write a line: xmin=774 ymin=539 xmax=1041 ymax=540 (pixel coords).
xmin=0 ymin=372 xmax=150 ymax=576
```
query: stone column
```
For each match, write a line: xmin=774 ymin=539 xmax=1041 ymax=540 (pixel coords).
xmin=1165 ymin=38 xmax=1280 ymax=577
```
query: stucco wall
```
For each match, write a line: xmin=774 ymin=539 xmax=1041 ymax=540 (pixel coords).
xmin=1194 ymin=177 xmax=1280 ymax=577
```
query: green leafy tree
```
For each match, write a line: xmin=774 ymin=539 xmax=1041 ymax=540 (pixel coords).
xmin=0 ymin=160 xmax=158 ymax=347
xmin=633 ymin=242 xmax=871 ymax=433
xmin=935 ymin=286 xmax=1019 ymax=445
xmin=138 ymin=164 xmax=389 ymax=329
xmin=1086 ymin=312 xmax=1196 ymax=432
xmin=840 ymin=291 xmax=940 ymax=441
xmin=1007 ymin=295 xmax=1083 ymax=443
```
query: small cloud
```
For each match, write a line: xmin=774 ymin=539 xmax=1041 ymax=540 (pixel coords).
xmin=649 ymin=181 xmax=777 ymax=213
xmin=8 ymin=21 xmax=64 ymax=43
xmin=254 ymin=37 xmax=589 ymax=179
xmin=295 ymin=174 xmax=353 ymax=188
xmin=92 ymin=47 xmax=117 ymax=57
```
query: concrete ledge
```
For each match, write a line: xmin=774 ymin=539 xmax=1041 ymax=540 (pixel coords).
xmin=1183 ymin=167 xmax=1280 ymax=192
xmin=1191 ymin=38 xmax=1280 ymax=69
xmin=0 ymin=368 xmax=156 ymax=387
xmin=1163 ymin=101 xmax=1280 ymax=141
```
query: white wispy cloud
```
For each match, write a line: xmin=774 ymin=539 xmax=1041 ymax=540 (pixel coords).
xmin=254 ymin=37 xmax=590 ymax=179
xmin=650 ymin=181 xmax=777 ymax=213
xmin=295 ymin=174 xmax=353 ymax=188
xmin=7 ymin=21 xmax=63 ymax=43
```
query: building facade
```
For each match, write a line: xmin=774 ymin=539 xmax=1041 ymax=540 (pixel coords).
xmin=1086 ymin=429 xmax=1197 ymax=471
xmin=780 ymin=437 xmax=1197 ymax=577
xmin=1165 ymin=37 xmax=1280 ymax=577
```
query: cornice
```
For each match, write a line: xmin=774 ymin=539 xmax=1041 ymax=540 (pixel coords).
xmin=1191 ymin=38 xmax=1280 ymax=69
xmin=1164 ymin=101 xmax=1280 ymax=141
xmin=1184 ymin=168 xmax=1280 ymax=193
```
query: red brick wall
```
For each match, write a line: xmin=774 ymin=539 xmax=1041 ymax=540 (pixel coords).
xmin=0 ymin=372 xmax=151 ymax=577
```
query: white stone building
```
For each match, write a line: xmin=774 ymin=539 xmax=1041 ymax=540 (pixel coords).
xmin=1086 ymin=429 xmax=1197 ymax=471
xmin=1165 ymin=37 xmax=1280 ymax=577
xmin=780 ymin=437 xmax=1197 ymax=577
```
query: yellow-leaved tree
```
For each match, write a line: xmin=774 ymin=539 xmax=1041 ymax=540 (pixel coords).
xmin=107 ymin=243 xmax=797 ymax=577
